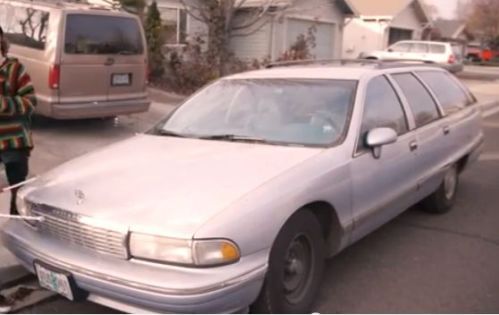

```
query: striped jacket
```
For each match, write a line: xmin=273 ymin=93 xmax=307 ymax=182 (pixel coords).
xmin=0 ymin=58 xmax=36 ymax=151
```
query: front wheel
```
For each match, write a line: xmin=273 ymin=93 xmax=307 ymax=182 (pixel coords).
xmin=251 ymin=210 xmax=325 ymax=313
xmin=421 ymin=164 xmax=459 ymax=214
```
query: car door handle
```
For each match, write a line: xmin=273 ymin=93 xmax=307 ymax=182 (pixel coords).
xmin=409 ymin=141 xmax=419 ymax=151
xmin=443 ymin=126 xmax=451 ymax=135
xmin=104 ymin=57 xmax=115 ymax=66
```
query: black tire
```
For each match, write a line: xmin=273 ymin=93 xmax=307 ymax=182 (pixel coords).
xmin=421 ymin=164 xmax=459 ymax=214
xmin=251 ymin=210 xmax=325 ymax=314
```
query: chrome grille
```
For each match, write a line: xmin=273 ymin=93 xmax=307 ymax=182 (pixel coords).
xmin=31 ymin=204 xmax=128 ymax=259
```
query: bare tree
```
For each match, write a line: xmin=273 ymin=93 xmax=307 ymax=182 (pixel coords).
xmin=179 ymin=0 xmax=284 ymax=75
xmin=466 ymin=0 xmax=499 ymax=47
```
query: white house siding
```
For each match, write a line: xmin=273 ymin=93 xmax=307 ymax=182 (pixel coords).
xmin=342 ymin=3 xmax=425 ymax=58
xmin=343 ymin=19 xmax=389 ymax=58
xmin=390 ymin=3 xmax=424 ymax=40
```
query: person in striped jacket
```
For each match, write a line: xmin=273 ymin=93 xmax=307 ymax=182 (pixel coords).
xmin=0 ymin=26 xmax=36 ymax=215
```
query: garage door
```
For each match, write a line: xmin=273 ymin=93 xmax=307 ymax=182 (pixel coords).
xmin=388 ymin=28 xmax=413 ymax=45
xmin=287 ymin=18 xmax=335 ymax=59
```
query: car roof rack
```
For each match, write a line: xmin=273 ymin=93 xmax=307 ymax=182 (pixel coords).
xmin=265 ymin=58 xmax=437 ymax=69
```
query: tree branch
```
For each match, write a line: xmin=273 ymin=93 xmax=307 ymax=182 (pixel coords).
xmin=179 ymin=0 xmax=210 ymax=23
xmin=231 ymin=17 xmax=270 ymax=37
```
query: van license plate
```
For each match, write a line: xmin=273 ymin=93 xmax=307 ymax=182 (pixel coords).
xmin=34 ymin=262 xmax=75 ymax=300
xmin=112 ymin=73 xmax=131 ymax=86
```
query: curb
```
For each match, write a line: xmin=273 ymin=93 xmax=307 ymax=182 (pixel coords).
xmin=0 ymin=265 xmax=33 ymax=290
xmin=480 ymin=99 xmax=499 ymax=112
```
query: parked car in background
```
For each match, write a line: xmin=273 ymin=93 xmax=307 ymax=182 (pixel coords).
xmin=360 ymin=40 xmax=464 ymax=73
xmin=2 ymin=61 xmax=483 ymax=313
xmin=466 ymin=43 xmax=499 ymax=62
xmin=0 ymin=0 xmax=150 ymax=119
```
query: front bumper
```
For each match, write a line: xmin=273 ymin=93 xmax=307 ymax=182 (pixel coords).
xmin=1 ymin=220 xmax=267 ymax=313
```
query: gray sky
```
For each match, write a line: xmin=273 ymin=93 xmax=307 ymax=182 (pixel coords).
xmin=430 ymin=0 xmax=468 ymax=19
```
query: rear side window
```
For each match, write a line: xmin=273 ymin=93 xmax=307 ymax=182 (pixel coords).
xmin=358 ymin=76 xmax=408 ymax=150
xmin=430 ymin=44 xmax=446 ymax=54
xmin=0 ymin=3 xmax=49 ymax=50
xmin=392 ymin=73 xmax=440 ymax=128
xmin=410 ymin=43 xmax=428 ymax=53
xmin=65 ymin=14 xmax=143 ymax=55
xmin=417 ymin=71 xmax=470 ymax=114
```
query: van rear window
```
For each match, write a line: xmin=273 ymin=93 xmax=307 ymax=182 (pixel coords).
xmin=0 ymin=3 xmax=49 ymax=50
xmin=64 ymin=14 xmax=143 ymax=55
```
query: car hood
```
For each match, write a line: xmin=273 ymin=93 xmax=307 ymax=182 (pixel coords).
xmin=26 ymin=135 xmax=322 ymax=238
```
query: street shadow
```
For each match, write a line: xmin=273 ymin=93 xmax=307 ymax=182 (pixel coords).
xmin=31 ymin=115 xmax=116 ymax=133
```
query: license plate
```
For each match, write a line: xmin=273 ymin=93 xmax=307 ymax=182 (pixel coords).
xmin=34 ymin=262 xmax=75 ymax=300
xmin=112 ymin=73 xmax=131 ymax=86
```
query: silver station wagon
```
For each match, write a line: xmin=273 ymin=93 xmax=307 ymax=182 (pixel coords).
xmin=2 ymin=61 xmax=483 ymax=313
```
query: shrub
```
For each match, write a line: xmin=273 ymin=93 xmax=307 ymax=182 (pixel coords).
xmin=158 ymin=26 xmax=317 ymax=93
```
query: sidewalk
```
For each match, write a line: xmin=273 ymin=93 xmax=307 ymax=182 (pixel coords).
xmin=0 ymin=189 xmax=28 ymax=289
xmin=463 ymin=80 xmax=499 ymax=113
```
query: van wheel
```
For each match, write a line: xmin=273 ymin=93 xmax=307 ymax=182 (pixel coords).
xmin=251 ymin=210 xmax=325 ymax=314
xmin=422 ymin=164 xmax=459 ymax=214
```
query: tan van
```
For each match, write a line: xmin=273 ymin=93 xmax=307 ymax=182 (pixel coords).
xmin=0 ymin=0 xmax=150 ymax=119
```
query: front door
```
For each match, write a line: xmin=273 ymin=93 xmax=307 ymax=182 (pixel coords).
xmin=350 ymin=75 xmax=418 ymax=243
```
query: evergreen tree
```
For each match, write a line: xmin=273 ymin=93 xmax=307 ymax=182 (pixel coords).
xmin=144 ymin=1 xmax=165 ymax=79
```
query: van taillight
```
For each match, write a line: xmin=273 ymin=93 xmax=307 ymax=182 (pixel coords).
xmin=49 ymin=65 xmax=60 ymax=89
xmin=448 ymin=54 xmax=456 ymax=64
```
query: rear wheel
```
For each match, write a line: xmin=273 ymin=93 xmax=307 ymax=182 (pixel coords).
xmin=251 ymin=210 xmax=325 ymax=314
xmin=421 ymin=164 xmax=459 ymax=214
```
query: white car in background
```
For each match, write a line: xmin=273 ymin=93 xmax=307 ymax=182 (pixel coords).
xmin=360 ymin=40 xmax=464 ymax=73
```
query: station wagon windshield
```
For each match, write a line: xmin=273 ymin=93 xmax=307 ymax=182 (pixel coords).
xmin=157 ymin=79 xmax=357 ymax=146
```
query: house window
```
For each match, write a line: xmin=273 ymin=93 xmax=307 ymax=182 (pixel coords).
xmin=159 ymin=7 xmax=187 ymax=45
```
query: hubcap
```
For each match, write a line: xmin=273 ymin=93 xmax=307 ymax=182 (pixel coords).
xmin=444 ymin=166 xmax=458 ymax=200
xmin=283 ymin=234 xmax=314 ymax=304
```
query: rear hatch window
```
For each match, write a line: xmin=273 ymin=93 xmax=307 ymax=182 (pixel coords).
xmin=64 ymin=14 xmax=143 ymax=55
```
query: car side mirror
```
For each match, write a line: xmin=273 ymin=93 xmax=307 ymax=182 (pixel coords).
xmin=387 ymin=48 xmax=394 ymax=52
xmin=366 ymin=128 xmax=398 ymax=159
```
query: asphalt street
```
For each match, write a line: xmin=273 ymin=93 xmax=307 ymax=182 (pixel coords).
xmin=1 ymin=68 xmax=499 ymax=313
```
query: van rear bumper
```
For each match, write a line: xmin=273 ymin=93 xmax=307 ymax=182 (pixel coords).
xmin=47 ymin=98 xmax=151 ymax=119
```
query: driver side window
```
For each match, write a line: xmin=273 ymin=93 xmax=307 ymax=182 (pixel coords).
xmin=358 ymin=76 xmax=408 ymax=152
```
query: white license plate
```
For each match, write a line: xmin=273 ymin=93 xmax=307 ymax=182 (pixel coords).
xmin=112 ymin=73 xmax=130 ymax=86
xmin=35 ymin=263 xmax=74 ymax=300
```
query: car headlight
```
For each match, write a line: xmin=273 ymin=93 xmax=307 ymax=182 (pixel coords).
xmin=129 ymin=233 xmax=240 ymax=267
xmin=16 ymin=193 xmax=31 ymax=217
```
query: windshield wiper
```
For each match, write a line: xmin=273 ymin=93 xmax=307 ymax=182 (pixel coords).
xmin=157 ymin=129 xmax=188 ymax=138
xmin=199 ymin=134 xmax=269 ymax=143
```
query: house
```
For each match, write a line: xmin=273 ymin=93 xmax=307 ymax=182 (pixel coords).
xmin=430 ymin=19 xmax=473 ymax=42
xmin=152 ymin=0 xmax=357 ymax=61
xmin=342 ymin=0 xmax=432 ymax=58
